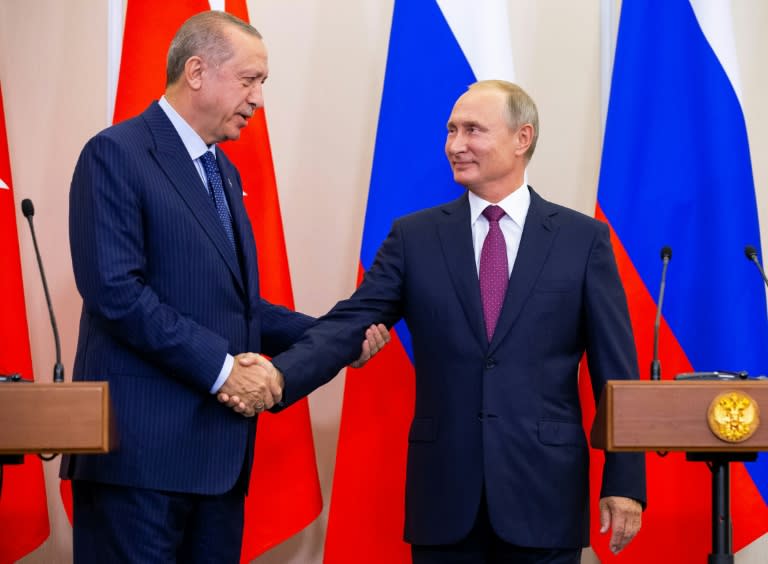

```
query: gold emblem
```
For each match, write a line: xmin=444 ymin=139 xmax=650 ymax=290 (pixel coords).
xmin=707 ymin=391 xmax=760 ymax=443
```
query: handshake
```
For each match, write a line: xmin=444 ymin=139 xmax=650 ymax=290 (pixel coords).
xmin=217 ymin=353 xmax=284 ymax=417
xmin=217 ymin=323 xmax=390 ymax=417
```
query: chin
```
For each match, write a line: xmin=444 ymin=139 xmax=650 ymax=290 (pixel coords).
xmin=453 ymin=173 xmax=474 ymax=186
xmin=222 ymin=129 xmax=242 ymax=142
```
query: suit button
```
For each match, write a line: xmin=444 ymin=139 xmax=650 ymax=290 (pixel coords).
xmin=485 ymin=358 xmax=497 ymax=369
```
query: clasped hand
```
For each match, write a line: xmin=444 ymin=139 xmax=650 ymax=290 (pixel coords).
xmin=217 ymin=353 xmax=282 ymax=417
xmin=218 ymin=323 xmax=390 ymax=417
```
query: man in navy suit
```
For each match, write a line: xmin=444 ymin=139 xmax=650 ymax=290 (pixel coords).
xmin=63 ymin=11 xmax=386 ymax=563
xmin=228 ymin=80 xmax=646 ymax=562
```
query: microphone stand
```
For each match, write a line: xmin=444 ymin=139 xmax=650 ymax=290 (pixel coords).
xmin=22 ymin=199 xmax=64 ymax=383
xmin=651 ymin=247 xmax=671 ymax=380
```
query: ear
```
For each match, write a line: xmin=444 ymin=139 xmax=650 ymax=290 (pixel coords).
xmin=514 ymin=123 xmax=534 ymax=158
xmin=184 ymin=55 xmax=205 ymax=91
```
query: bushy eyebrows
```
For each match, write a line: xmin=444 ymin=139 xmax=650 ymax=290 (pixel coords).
xmin=446 ymin=119 xmax=484 ymax=130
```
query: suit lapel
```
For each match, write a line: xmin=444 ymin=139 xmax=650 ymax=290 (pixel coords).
xmin=437 ymin=194 xmax=487 ymax=351
xmin=142 ymin=103 xmax=245 ymax=293
xmin=489 ymin=188 xmax=559 ymax=354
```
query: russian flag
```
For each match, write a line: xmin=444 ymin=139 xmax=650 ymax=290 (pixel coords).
xmin=324 ymin=1 xmax=514 ymax=561
xmin=592 ymin=0 xmax=768 ymax=561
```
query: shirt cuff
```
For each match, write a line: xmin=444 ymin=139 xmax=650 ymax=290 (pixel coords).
xmin=210 ymin=353 xmax=234 ymax=393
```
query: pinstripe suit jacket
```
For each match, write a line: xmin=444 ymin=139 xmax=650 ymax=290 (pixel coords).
xmin=61 ymin=102 xmax=313 ymax=494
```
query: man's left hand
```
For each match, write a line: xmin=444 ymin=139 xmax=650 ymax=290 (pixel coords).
xmin=349 ymin=323 xmax=390 ymax=368
xmin=599 ymin=496 xmax=642 ymax=554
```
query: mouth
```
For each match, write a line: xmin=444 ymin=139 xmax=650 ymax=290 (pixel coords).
xmin=236 ymin=112 xmax=252 ymax=127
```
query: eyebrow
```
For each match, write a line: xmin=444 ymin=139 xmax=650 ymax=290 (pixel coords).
xmin=447 ymin=119 xmax=484 ymax=129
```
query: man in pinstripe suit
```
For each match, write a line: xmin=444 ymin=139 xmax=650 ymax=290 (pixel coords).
xmin=62 ymin=11 xmax=386 ymax=563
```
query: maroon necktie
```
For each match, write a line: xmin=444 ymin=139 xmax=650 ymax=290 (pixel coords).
xmin=480 ymin=205 xmax=508 ymax=341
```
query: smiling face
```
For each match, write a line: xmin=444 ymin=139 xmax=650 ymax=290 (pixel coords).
xmin=193 ymin=26 xmax=268 ymax=145
xmin=445 ymin=86 xmax=531 ymax=201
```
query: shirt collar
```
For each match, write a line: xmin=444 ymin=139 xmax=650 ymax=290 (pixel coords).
xmin=158 ymin=96 xmax=215 ymax=160
xmin=468 ymin=183 xmax=530 ymax=228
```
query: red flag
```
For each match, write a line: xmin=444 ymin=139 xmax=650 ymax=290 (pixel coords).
xmin=62 ymin=4 xmax=323 ymax=558
xmin=0 ymin=82 xmax=50 ymax=563
xmin=578 ymin=208 xmax=768 ymax=562
xmin=222 ymin=0 xmax=322 ymax=558
xmin=323 ymin=268 xmax=413 ymax=563
xmin=113 ymin=0 xmax=207 ymax=124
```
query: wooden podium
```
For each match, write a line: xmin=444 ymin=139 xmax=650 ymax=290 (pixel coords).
xmin=0 ymin=382 xmax=113 ymax=455
xmin=0 ymin=381 xmax=114 ymax=498
xmin=0 ymin=381 xmax=114 ymax=495
xmin=592 ymin=380 xmax=768 ymax=564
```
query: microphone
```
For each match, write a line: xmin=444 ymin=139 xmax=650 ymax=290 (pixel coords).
xmin=744 ymin=245 xmax=768 ymax=287
xmin=21 ymin=199 xmax=64 ymax=383
xmin=651 ymin=246 xmax=672 ymax=381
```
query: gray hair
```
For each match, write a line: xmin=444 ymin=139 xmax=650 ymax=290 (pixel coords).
xmin=469 ymin=80 xmax=539 ymax=161
xmin=166 ymin=11 xmax=262 ymax=87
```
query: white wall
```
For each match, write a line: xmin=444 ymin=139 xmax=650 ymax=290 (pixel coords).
xmin=1 ymin=1 xmax=767 ymax=562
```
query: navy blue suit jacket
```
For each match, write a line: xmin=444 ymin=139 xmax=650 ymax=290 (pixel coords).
xmin=61 ymin=102 xmax=313 ymax=495
xmin=273 ymin=189 xmax=646 ymax=548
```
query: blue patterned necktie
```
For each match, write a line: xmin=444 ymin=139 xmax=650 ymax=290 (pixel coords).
xmin=200 ymin=151 xmax=236 ymax=251
xmin=480 ymin=205 xmax=508 ymax=341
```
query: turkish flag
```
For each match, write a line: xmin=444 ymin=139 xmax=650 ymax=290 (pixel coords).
xmin=0 ymin=81 xmax=50 ymax=564
xmin=223 ymin=0 xmax=322 ymax=559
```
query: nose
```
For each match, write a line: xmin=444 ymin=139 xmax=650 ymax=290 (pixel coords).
xmin=446 ymin=131 xmax=466 ymax=156
xmin=247 ymin=83 xmax=264 ymax=109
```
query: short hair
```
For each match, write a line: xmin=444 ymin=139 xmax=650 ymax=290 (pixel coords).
xmin=469 ymin=80 xmax=539 ymax=161
xmin=166 ymin=11 xmax=262 ymax=87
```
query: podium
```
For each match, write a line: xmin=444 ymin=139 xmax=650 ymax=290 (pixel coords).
xmin=592 ymin=380 xmax=768 ymax=564
xmin=0 ymin=382 xmax=114 ymax=495
xmin=0 ymin=382 xmax=113 ymax=454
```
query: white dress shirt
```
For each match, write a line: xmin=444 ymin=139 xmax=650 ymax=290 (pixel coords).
xmin=468 ymin=183 xmax=531 ymax=276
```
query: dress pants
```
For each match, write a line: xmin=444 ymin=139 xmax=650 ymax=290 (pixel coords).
xmin=72 ymin=480 xmax=245 ymax=564
xmin=411 ymin=492 xmax=582 ymax=564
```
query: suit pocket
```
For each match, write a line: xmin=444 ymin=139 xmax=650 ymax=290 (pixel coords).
xmin=537 ymin=419 xmax=585 ymax=446
xmin=408 ymin=417 xmax=437 ymax=443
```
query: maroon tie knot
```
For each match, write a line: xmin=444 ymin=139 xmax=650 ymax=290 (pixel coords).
xmin=483 ymin=205 xmax=506 ymax=223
